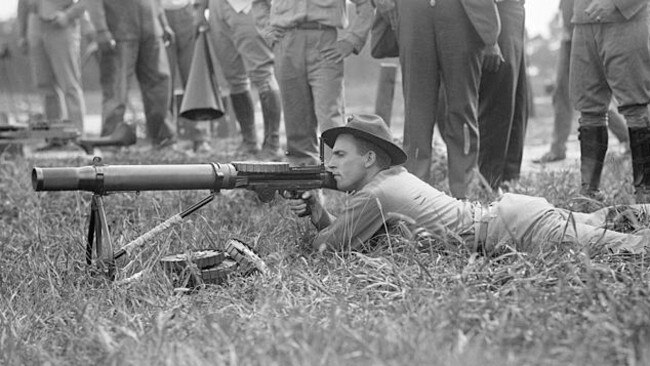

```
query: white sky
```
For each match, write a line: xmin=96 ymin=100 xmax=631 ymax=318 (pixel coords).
xmin=0 ymin=0 xmax=560 ymax=37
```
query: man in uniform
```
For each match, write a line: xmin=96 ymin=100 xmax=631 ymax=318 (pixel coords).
xmin=86 ymin=0 xmax=177 ymax=148
xmin=380 ymin=0 xmax=502 ymax=199
xmin=477 ymin=0 xmax=528 ymax=190
xmin=198 ymin=0 xmax=283 ymax=158
xmin=570 ymin=0 xmax=650 ymax=203
xmin=534 ymin=0 xmax=629 ymax=164
xmin=17 ymin=0 xmax=87 ymax=145
xmin=252 ymin=0 xmax=373 ymax=166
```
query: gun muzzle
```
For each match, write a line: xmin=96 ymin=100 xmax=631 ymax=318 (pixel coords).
xmin=32 ymin=163 xmax=239 ymax=193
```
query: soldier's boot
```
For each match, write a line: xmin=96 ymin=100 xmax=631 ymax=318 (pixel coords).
xmin=628 ymin=126 xmax=650 ymax=203
xmin=578 ymin=125 xmax=608 ymax=202
xmin=230 ymin=91 xmax=259 ymax=154
xmin=259 ymin=89 xmax=282 ymax=159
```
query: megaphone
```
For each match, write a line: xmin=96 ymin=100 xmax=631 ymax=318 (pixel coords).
xmin=77 ymin=121 xmax=137 ymax=154
xmin=179 ymin=28 xmax=225 ymax=121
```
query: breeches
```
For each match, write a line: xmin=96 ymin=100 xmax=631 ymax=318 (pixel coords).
xmin=208 ymin=0 xmax=277 ymax=94
xmin=483 ymin=193 xmax=647 ymax=254
xmin=570 ymin=21 xmax=650 ymax=127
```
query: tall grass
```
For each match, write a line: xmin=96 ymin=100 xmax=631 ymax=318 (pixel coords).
xmin=1 ymin=147 xmax=649 ymax=366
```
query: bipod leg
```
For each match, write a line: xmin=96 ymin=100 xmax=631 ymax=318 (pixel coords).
xmin=87 ymin=194 xmax=115 ymax=280
xmin=86 ymin=203 xmax=96 ymax=265
xmin=114 ymin=193 xmax=215 ymax=261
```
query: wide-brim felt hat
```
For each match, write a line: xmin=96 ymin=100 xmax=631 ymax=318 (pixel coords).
xmin=321 ymin=114 xmax=407 ymax=166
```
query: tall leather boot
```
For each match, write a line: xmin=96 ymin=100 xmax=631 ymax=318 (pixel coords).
xmin=578 ymin=125 xmax=608 ymax=200
xmin=259 ymin=89 xmax=282 ymax=157
xmin=628 ymin=126 xmax=650 ymax=203
xmin=230 ymin=91 xmax=259 ymax=153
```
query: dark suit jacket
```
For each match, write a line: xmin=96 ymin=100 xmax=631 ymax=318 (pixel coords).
xmin=460 ymin=0 xmax=501 ymax=46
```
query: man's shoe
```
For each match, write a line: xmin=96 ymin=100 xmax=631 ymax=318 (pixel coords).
xmin=532 ymin=151 xmax=566 ymax=164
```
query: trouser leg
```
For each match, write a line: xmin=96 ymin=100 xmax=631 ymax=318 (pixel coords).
xmin=99 ymin=44 xmax=130 ymax=137
xmin=478 ymin=0 xmax=526 ymax=188
xmin=223 ymin=3 xmax=282 ymax=153
xmin=29 ymin=25 xmax=64 ymax=121
xmin=258 ymin=88 xmax=282 ymax=151
xmin=619 ymin=104 xmax=650 ymax=202
xmin=503 ymin=55 xmax=529 ymax=182
xmin=435 ymin=0 xmax=484 ymax=199
xmin=628 ymin=126 xmax=650 ymax=202
xmin=308 ymin=29 xmax=344 ymax=164
xmin=230 ymin=90 xmax=258 ymax=150
xmin=137 ymin=36 xmax=175 ymax=145
xmin=167 ymin=5 xmax=207 ymax=143
xmin=550 ymin=40 xmax=573 ymax=157
xmin=397 ymin=0 xmax=438 ymax=183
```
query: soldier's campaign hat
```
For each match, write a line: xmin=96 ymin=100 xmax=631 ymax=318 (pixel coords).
xmin=321 ymin=114 xmax=407 ymax=166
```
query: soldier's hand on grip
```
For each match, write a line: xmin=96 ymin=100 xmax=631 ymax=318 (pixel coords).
xmin=283 ymin=190 xmax=317 ymax=217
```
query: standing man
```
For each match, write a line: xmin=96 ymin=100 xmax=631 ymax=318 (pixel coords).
xmin=534 ymin=0 xmax=629 ymax=164
xmin=198 ymin=0 xmax=283 ymax=158
xmin=162 ymin=0 xmax=212 ymax=153
xmin=478 ymin=0 xmax=528 ymax=190
xmin=570 ymin=0 xmax=650 ymax=203
xmin=252 ymin=0 xmax=374 ymax=166
xmin=17 ymin=0 xmax=87 ymax=147
xmin=85 ymin=0 xmax=177 ymax=149
xmin=385 ymin=0 xmax=502 ymax=199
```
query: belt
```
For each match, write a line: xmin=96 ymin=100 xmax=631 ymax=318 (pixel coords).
xmin=473 ymin=203 xmax=490 ymax=254
xmin=292 ymin=21 xmax=335 ymax=30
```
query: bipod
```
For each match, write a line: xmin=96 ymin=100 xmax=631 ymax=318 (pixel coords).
xmin=84 ymin=157 xmax=115 ymax=279
xmin=86 ymin=192 xmax=116 ymax=279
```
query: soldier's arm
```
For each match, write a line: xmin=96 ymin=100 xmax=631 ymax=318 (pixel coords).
xmin=343 ymin=0 xmax=374 ymax=54
xmin=251 ymin=0 xmax=272 ymax=30
xmin=85 ymin=0 xmax=114 ymax=51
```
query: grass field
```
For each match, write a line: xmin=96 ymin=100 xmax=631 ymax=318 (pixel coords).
xmin=1 ymin=120 xmax=650 ymax=365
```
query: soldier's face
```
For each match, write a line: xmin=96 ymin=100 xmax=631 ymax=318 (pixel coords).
xmin=327 ymin=134 xmax=369 ymax=192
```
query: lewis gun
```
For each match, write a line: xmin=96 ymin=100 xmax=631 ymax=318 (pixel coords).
xmin=32 ymin=157 xmax=336 ymax=278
